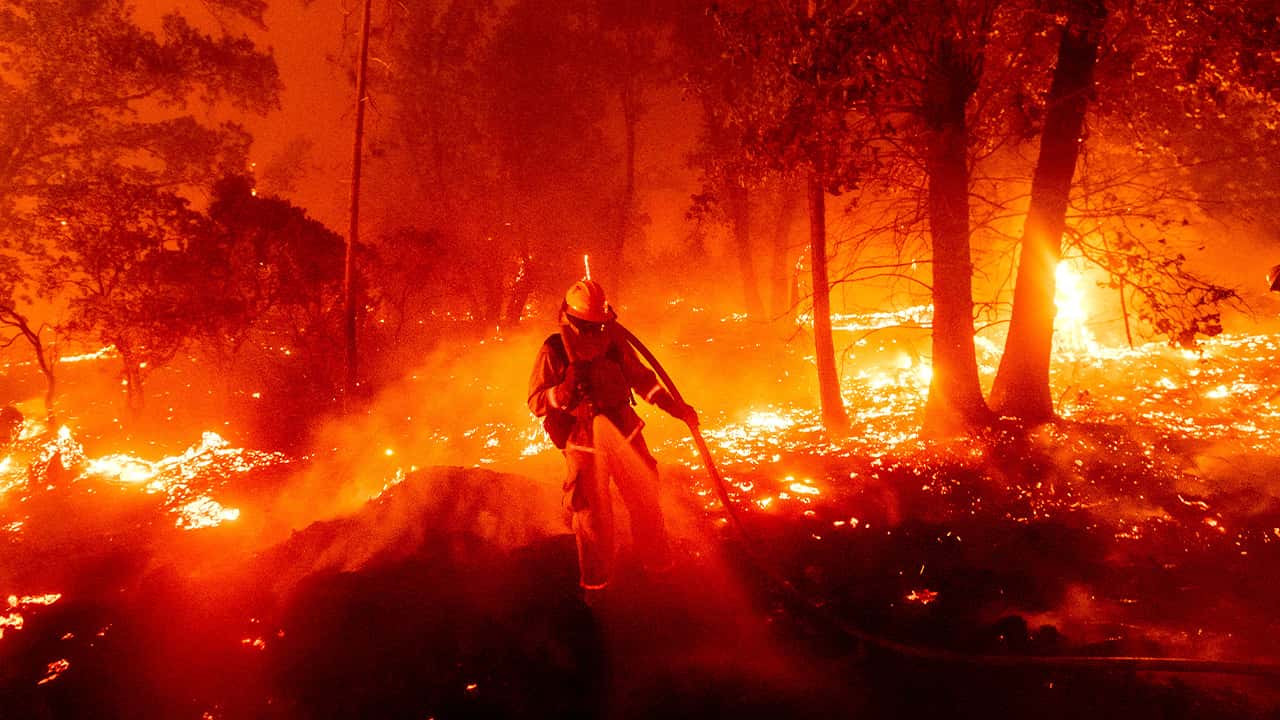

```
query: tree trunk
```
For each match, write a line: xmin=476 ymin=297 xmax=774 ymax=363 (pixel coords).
xmin=729 ymin=184 xmax=765 ymax=316
xmin=921 ymin=39 xmax=992 ymax=436
xmin=611 ymin=78 xmax=640 ymax=301
xmin=807 ymin=172 xmax=849 ymax=434
xmin=118 ymin=345 xmax=145 ymax=416
xmin=771 ymin=183 xmax=800 ymax=318
xmin=989 ymin=3 xmax=1106 ymax=422
xmin=3 ymin=310 xmax=57 ymax=420
xmin=343 ymin=0 xmax=373 ymax=406
xmin=503 ymin=236 xmax=533 ymax=327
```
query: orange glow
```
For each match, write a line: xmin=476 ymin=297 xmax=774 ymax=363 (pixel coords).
xmin=37 ymin=658 xmax=70 ymax=685
xmin=59 ymin=346 xmax=115 ymax=363
xmin=1053 ymin=260 xmax=1096 ymax=355
xmin=1 ymin=594 xmax=62 ymax=640
xmin=16 ymin=429 xmax=284 ymax=532
xmin=906 ymin=589 xmax=939 ymax=605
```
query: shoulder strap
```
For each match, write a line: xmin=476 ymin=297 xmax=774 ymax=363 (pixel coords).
xmin=547 ymin=333 xmax=568 ymax=365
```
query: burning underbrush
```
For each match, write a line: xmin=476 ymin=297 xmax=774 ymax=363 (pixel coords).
xmin=2 ymin=304 xmax=1280 ymax=717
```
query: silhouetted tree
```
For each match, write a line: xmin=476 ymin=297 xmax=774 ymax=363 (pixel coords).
xmin=202 ymin=176 xmax=347 ymax=383
xmin=36 ymin=182 xmax=210 ymax=411
xmin=701 ymin=0 xmax=920 ymax=433
xmin=990 ymin=0 xmax=1107 ymax=422
xmin=385 ymin=0 xmax=617 ymax=324
xmin=991 ymin=0 xmax=1276 ymax=421
xmin=594 ymin=0 xmax=684 ymax=299
xmin=0 ymin=255 xmax=55 ymax=417
xmin=0 ymin=0 xmax=279 ymax=412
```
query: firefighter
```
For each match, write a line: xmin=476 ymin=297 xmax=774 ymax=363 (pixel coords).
xmin=528 ymin=278 xmax=697 ymax=604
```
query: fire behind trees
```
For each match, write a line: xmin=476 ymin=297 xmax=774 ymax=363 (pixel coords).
xmin=3 ymin=2 xmax=1280 ymax=717
xmin=2 ymin=0 xmax=1277 ymax=441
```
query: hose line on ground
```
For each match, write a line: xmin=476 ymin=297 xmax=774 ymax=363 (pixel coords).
xmin=616 ymin=323 xmax=1280 ymax=679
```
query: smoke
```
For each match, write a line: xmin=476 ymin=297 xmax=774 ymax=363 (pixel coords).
xmin=247 ymin=325 xmax=558 ymax=538
xmin=246 ymin=312 xmax=741 ymax=580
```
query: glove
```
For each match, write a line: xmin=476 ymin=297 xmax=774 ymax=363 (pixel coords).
xmin=654 ymin=388 xmax=698 ymax=426
xmin=677 ymin=403 xmax=699 ymax=427
xmin=552 ymin=361 xmax=590 ymax=409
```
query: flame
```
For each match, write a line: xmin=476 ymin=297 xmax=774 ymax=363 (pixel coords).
xmin=1 ymin=593 xmax=62 ymax=640
xmin=19 ymin=429 xmax=285 ymax=532
xmin=0 ymin=612 xmax=22 ymax=637
xmin=8 ymin=593 xmax=61 ymax=607
xmin=59 ymin=346 xmax=115 ymax=363
xmin=37 ymin=658 xmax=70 ymax=685
xmin=745 ymin=410 xmax=795 ymax=432
xmin=1053 ymin=260 xmax=1097 ymax=355
xmin=788 ymin=481 xmax=820 ymax=496
xmin=906 ymin=589 xmax=939 ymax=605
xmin=174 ymin=497 xmax=241 ymax=530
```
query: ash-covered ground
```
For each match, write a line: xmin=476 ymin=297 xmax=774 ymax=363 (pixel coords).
xmin=3 ymin=311 xmax=1280 ymax=718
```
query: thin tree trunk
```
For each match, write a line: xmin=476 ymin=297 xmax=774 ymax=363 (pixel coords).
xmin=989 ymin=3 xmax=1106 ymax=421
xmin=771 ymin=182 xmax=799 ymax=318
xmin=31 ymin=336 xmax=54 ymax=421
xmin=343 ymin=0 xmax=373 ymax=407
xmin=612 ymin=78 xmax=640 ymax=300
xmin=921 ymin=39 xmax=992 ymax=436
xmin=4 ymin=312 xmax=57 ymax=420
xmin=808 ymin=172 xmax=849 ymax=434
xmin=118 ymin=344 xmax=144 ymax=416
xmin=503 ymin=236 xmax=533 ymax=327
xmin=730 ymin=184 xmax=765 ymax=316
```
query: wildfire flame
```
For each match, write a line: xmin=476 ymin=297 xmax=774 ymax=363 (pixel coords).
xmin=1053 ymin=260 xmax=1097 ymax=355
xmin=5 ymin=429 xmax=288 ymax=534
xmin=1 ymin=593 xmax=62 ymax=640
xmin=37 ymin=658 xmax=70 ymax=685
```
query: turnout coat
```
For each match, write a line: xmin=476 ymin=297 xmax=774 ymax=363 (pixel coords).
xmin=526 ymin=323 xmax=667 ymax=454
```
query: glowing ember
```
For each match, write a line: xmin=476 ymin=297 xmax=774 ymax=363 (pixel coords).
xmin=0 ymin=613 xmax=23 ymax=637
xmin=175 ymin=497 xmax=241 ymax=530
xmin=906 ymin=589 xmax=939 ymax=605
xmin=0 ymin=455 xmax=22 ymax=496
xmin=37 ymin=658 xmax=70 ymax=685
xmin=63 ymin=430 xmax=286 ymax=530
xmin=8 ymin=593 xmax=61 ymax=607
xmin=85 ymin=454 xmax=159 ymax=486
xmin=827 ymin=304 xmax=932 ymax=333
xmin=745 ymin=410 xmax=795 ymax=432
xmin=1 ymin=594 xmax=62 ymax=640
xmin=58 ymin=345 xmax=115 ymax=363
xmin=788 ymin=481 xmax=820 ymax=496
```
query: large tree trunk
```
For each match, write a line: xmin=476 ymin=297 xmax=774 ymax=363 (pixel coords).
xmin=989 ymin=3 xmax=1106 ymax=422
xmin=729 ymin=184 xmax=765 ymax=316
xmin=807 ymin=172 xmax=849 ymax=434
xmin=921 ymin=39 xmax=992 ymax=436
xmin=770 ymin=182 xmax=800 ymax=318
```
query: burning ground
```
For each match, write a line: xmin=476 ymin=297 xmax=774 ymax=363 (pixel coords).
xmin=2 ymin=306 xmax=1280 ymax=718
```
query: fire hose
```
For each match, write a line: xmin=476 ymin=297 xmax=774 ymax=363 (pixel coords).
xmin=616 ymin=323 xmax=1280 ymax=679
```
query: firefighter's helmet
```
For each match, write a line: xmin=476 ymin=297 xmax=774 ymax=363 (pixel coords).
xmin=1268 ymin=264 xmax=1280 ymax=293
xmin=564 ymin=279 xmax=614 ymax=323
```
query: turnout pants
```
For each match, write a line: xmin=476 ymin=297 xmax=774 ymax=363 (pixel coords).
xmin=564 ymin=417 xmax=671 ymax=589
